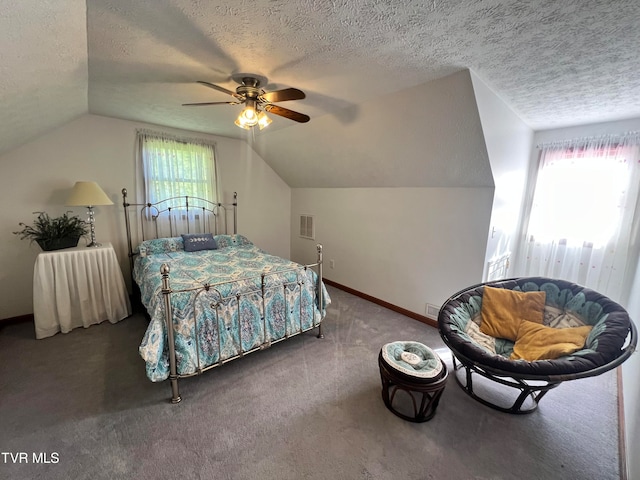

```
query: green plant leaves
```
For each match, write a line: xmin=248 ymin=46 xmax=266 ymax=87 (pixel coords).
xmin=13 ymin=211 xmax=89 ymax=243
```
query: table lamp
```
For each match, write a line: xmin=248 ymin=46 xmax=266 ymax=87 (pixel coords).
xmin=66 ymin=181 xmax=113 ymax=247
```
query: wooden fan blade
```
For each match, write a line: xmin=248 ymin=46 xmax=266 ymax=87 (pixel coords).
xmin=197 ymin=80 xmax=242 ymax=99
xmin=264 ymin=104 xmax=310 ymax=123
xmin=260 ymin=88 xmax=306 ymax=103
xmin=182 ymin=101 xmax=238 ymax=106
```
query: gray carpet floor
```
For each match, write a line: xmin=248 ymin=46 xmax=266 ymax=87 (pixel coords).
xmin=0 ymin=286 xmax=619 ymax=479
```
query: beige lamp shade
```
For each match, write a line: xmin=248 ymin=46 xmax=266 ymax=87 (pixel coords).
xmin=66 ymin=181 xmax=113 ymax=206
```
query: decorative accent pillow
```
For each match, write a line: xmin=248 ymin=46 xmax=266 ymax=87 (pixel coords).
xmin=137 ymin=237 xmax=184 ymax=257
xmin=511 ymin=322 xmax=593 ymax=361
xmin=480 ymin=286 xmax=546 ymax=341
xmin=182 ymin=233 xmax=217 ymax=252
xmin=214 ymin=234 xmax=253 ymax=249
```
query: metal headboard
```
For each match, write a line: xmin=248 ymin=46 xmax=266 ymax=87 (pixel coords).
xmin=121 ymin=188 xmax=237 ymax=275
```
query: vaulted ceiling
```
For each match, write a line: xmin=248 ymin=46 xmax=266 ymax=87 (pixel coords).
xmin=2 ymin=0 xmax=640 ymax=166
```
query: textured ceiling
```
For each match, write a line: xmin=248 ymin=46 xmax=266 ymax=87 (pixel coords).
xmin=0 ymin=0 xmax=88 ymax=156
xmin=2 ymin=0 xmax=640 ymax=155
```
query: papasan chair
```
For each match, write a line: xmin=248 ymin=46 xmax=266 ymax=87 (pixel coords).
xmin=438 ymin=277 xmax=637 ymax=414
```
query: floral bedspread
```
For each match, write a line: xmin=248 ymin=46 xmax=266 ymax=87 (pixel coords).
xmin=134 ymin=236 xmax=330 ymax=381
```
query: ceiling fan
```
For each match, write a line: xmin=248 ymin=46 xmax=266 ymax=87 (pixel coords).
xmin=183 ymin=74 xmax=310 ymax=130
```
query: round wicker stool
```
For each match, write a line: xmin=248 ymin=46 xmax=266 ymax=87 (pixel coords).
xmin=378 ymin=341 xmax=448 ymax=422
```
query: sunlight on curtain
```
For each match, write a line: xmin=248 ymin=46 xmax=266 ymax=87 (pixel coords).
xmin=137 ymin=130 xmax=217 ymax=204
xmin=516 ymin=132 xmax=640 ymax=302
xmin=135 ymin=130 xmax=219 ymax=238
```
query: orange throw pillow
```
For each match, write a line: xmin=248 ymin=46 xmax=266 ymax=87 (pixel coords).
xmin=511 ymin=322 xmax=593 ymax=361
xmin=480 ymin=286 xmax=546 ymax=341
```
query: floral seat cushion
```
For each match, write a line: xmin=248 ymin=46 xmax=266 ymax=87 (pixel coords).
xmin=381 ymin=341 xmax=443 ymax=380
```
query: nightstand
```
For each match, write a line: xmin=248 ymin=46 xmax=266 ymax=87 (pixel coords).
xmin=32 ymin=242 xmax=131 ymax=339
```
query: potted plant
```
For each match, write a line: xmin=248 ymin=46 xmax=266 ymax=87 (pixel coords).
xmin=14 ymin=211 xmax=89 ymax=251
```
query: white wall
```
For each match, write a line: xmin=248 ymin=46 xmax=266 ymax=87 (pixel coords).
xmin=623 ymin=262 xmax=640 ymax=480
xmin=281 ymin=69 xmax=494 ymax=317
xmin=0 ymin=113 xmax=290 ymax=319
xmin=254 ymin=69 xmax=494 ymax=189
xmin=291 ymin=187 xmax=493 ymax=314
xmin=533 ymin=117 xmax=640 ymax=144
xmin=469 ymin=72 xmax=534 ymax=279
xmin=527 ymin=117 xmax=640 ymax=480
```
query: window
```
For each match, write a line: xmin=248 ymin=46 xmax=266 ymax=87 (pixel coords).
xmin=137 ymin=130 xmax=217 ymax=204
xmin=515 ymin=133 xmax=640 ymax=303
xmin=526 ymin=145 xmax=628 ymax=247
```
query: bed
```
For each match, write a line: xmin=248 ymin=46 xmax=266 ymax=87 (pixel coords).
xmin=122 ymin=189 xmax=330 ymax=403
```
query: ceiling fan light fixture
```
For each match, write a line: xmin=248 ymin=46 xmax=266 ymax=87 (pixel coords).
xmin=257 ymin=110 xmax=272 ymax=130
xmin=188 ymin=76 xmax=309 ymax=129
xmin=236 ymin=99 xmax=259 ymax=128
xmin=234 ymin=117 xmax=252 ymax=130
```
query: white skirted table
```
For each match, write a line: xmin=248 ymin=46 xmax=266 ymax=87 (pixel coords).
xmin=33 ymin=242 xmax=131 ymax=339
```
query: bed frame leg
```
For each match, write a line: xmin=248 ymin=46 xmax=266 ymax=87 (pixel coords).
xmin=161 ymin=263 xmax=182 ymax=404
xmin=316 ymin=244 xmax=324 ymax=339
xmin=169 ymin=375 xmax=182 ymax=404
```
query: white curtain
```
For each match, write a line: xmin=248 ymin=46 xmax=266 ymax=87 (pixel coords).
xmin=134 ymin=129 xmax=219 ymax=239
xmin=136 ymin=129 xmax=218 ymax=203
xmin=515 ymin=132 xmax=640 ymax=303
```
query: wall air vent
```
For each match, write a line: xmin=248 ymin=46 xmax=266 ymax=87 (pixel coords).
xmin=299 ymin=214 xmax=315 ymax=240
xmin=425 ymin=303 xmax=440 ymax=319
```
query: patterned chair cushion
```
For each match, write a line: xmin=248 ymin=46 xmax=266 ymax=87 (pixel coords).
xmin=381 ymin=341 xmax=443 ymax=379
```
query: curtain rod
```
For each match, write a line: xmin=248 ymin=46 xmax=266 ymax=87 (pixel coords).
xmin=136 ymin=128 xmax=217 ymax=147
xmin=536 ymin=130 xmax=640 ymax=150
